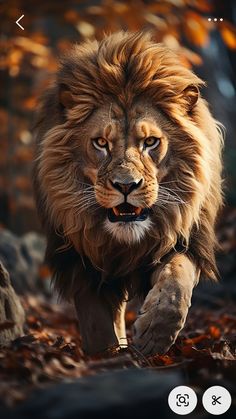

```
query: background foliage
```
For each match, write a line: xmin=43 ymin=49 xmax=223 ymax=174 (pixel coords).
xmin=0 ymin=0 xmax=236 ymax=234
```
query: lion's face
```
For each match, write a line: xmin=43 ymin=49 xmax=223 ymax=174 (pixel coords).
xmin=76 ymin=100 xmax=170 ymax=243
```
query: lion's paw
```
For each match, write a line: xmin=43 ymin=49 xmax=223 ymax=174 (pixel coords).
xmin=133 ymin=282 xmax=191 ymax=356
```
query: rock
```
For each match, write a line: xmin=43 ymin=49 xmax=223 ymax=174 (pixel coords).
xmin=6 ymin=368 xmax=235 ymax=419
xmin=0 ymin=261 xmax=25 ymax=346
xmin=1 ymin=367 xmax=236 ymax=419
xmin=0 ymin=229 xmax=47 ymax=294
xmin=15 ymin=369 xmax=181 ymax=419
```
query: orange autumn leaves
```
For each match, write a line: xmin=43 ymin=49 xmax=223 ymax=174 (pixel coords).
xmin=1 ymin=0 xmax=236 ymax=79
xmin=220 ymin=21 xmax=236 ymax=50
xmin=183 ymin=11 xmax=236 ymax=50
xmin=184 ymin=11 xmax=210 ymax=47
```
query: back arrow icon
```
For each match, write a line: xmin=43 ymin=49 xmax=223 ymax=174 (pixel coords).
xmin=16 ymin=14 xmax=24 ymax=30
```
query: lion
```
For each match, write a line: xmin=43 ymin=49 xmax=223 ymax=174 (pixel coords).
xmin=33 ymin=31 xmax=223 ymax=356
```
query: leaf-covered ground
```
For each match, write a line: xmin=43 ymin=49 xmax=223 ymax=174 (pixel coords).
xmin=0 ymin=294 xmax=235 ymax=407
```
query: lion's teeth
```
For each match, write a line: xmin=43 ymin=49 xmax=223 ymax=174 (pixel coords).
xmin=112 ymin=207 xmax=120 ymax=216
xmin=112 ymin=207 xmax=142 ymax=217
xmin=120 ymin=212 xmax=135 ymax=216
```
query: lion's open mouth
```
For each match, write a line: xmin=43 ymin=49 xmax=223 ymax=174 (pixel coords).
xmin=107 ymin=203 xmax=149 ymax=222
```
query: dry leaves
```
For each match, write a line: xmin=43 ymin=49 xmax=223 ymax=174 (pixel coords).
xmin=0 ymin=293 xmax=235 ymax=407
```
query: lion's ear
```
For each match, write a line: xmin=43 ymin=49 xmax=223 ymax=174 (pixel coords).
xmin=183 ymin=84 xmax=199 ymax=112
xmin=59 ymin=84 xmax=74 ymax=109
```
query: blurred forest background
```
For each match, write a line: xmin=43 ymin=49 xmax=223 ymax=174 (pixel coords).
xmin=0 ymin=0 xmax=236 ymax=231
xmin=0 ymin=0 xmax=236 ymax=412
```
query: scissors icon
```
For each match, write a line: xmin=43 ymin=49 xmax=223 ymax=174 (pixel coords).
xmin=212 ymin=395 xmax=222 ymax=405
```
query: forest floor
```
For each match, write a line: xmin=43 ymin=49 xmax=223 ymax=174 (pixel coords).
xmin=0 ymin=293 xmax=235 ymax=407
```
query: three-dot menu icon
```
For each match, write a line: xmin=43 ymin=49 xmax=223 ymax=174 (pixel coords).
xmin=208 ymin=18 xmax=224 ymax=22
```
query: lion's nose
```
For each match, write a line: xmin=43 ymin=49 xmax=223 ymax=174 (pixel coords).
xmin=110 ymin=179 xmax=143 ymax=195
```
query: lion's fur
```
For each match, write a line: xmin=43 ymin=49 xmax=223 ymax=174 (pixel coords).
xmin=33 ymin=31 xmax=223 ymax=302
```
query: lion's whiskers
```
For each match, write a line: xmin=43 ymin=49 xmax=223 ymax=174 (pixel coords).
xmin=156 ymin=186 xmax=189 ymax=206
xmin=160 ymin=183 xmax=196 ymax=194
xmin=75 ymin=191 xmax=101 ymax=214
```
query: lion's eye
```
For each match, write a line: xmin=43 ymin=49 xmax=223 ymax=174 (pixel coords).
xmin=143 ymin=136 xmax=160 ymax=149
xmin=92 ymin=137 xmax=108 ymax=150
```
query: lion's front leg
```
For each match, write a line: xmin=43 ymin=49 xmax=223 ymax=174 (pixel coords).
xmin=133 ymin=254 xmax=200 ymax=356
xmin=74 ymin=288 xmax=119 ymax=356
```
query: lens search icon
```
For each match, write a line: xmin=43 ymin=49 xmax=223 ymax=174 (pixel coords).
xmin=168 ymin=386 xmax=197 ymax=415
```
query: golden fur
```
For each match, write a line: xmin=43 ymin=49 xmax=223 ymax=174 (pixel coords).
xmin=33 ymin=31 xmax=223 ymax=301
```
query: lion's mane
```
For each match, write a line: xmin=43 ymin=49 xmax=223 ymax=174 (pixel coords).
xmin=33 ymin=32 xmax=223 ymax=300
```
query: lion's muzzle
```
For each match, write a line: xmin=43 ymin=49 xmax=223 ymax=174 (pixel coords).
xmin=107 ymin=178 xmax=149 ymax=222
